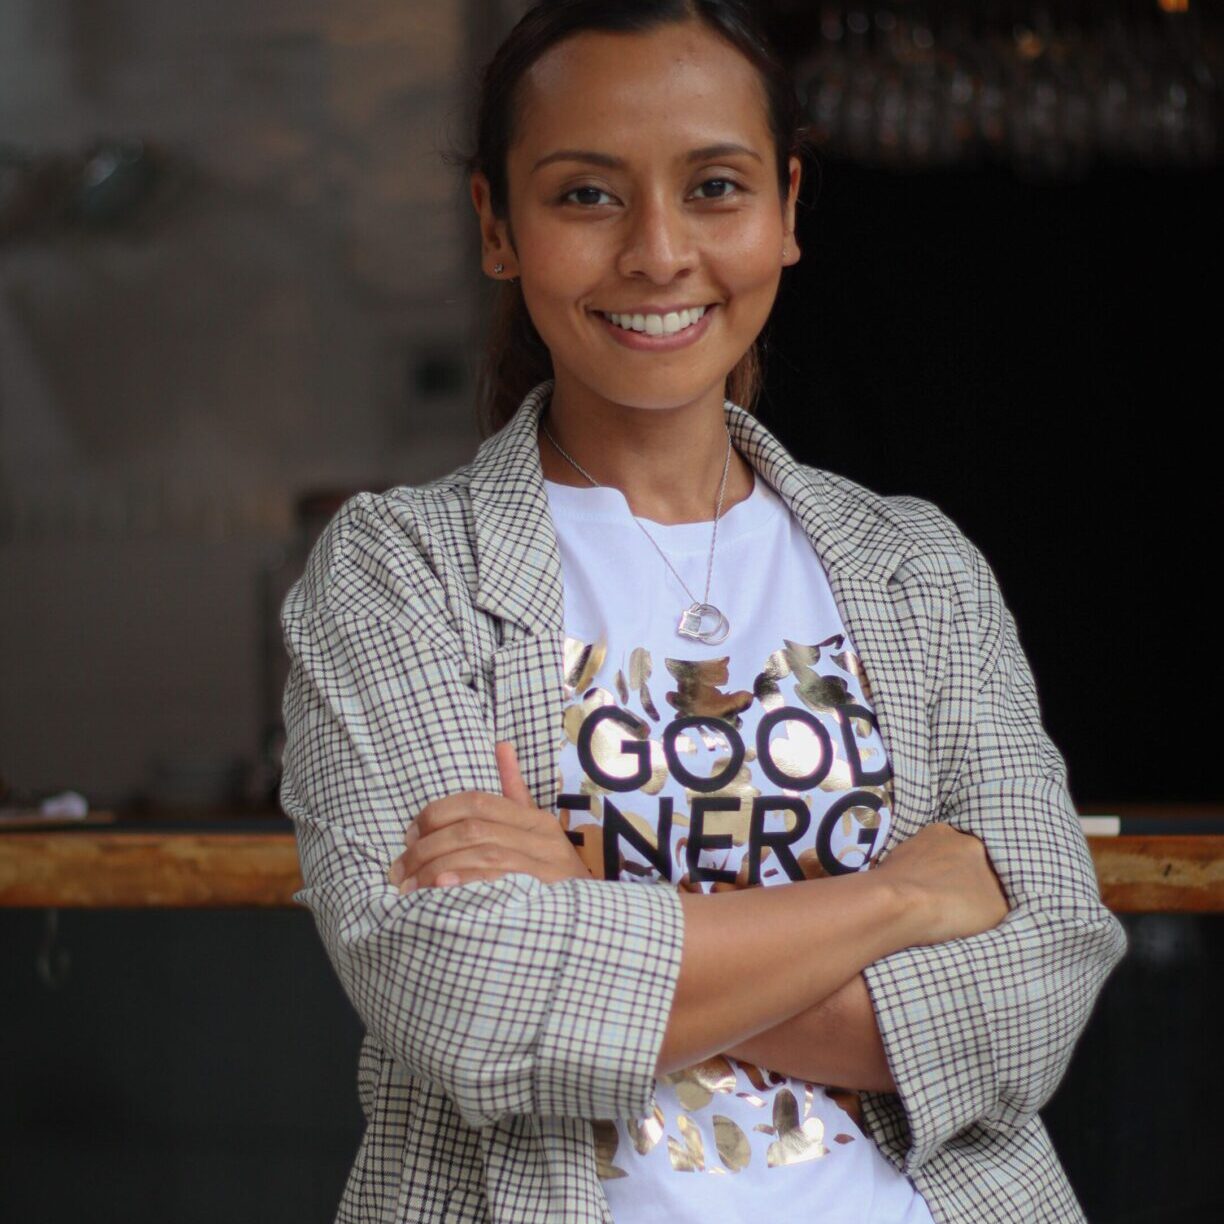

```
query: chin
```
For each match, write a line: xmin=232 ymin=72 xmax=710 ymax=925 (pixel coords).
xmin=604 ymin=385 xmax=726 ymax=414
xmin=584 ymin=368 xmax=733 ymax=414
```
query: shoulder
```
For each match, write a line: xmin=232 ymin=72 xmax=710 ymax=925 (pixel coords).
xmin=808 ymin=465 xmax=983 ymax=584
xmin=282 ymin=464 xmax=480 ymax=631
xmin=808 ymin=465 xmax=1015 ymax=681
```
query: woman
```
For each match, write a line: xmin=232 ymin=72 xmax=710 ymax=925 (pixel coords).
xmin=280 ymin=3 xmax=1127 ymax=1221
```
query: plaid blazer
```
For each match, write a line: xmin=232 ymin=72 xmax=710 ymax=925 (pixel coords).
xmin=281 ymin=381 xmax=1127 ymax=1223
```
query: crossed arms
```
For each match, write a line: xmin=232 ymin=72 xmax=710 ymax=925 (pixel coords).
xmin=281 ymin=492 xmax=1125 ymax=1170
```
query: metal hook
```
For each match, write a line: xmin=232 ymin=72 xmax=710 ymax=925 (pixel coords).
xmin=36 ymin=907 xmax=71 ymax=990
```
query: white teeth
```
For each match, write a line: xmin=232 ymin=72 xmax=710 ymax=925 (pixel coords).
xmin=604 ymin=305 xmax=707 ymax=335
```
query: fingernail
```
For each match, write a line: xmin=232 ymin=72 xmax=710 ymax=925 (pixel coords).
xmin=398 ymin=875 xmax=417 ymax=894
xmin=405 ymin=823 xmax=419 ymax=845
xmin=388 ymin=861 xmax=405 ymax=886
xmin=436 ymin=872 xmax=459 ymax=886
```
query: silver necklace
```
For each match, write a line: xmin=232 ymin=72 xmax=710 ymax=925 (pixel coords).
xmin=541 ymin=418 xmax=733 ymax=645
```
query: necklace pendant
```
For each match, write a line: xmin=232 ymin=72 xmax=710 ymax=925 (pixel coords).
xmin=677 ymin=603 xmax=730 ymax=645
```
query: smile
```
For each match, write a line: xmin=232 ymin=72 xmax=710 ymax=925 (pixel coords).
xmin=592 ymin=304 xmax=717 ymax=352
xmin=599 ymin=306 xmax=707 ymax=336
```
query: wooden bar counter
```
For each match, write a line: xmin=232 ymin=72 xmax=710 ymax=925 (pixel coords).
xmin=0 ymin=810 xmax=1220 ymax=912
xmin=0 ymin=828 xmax=304 ymax=909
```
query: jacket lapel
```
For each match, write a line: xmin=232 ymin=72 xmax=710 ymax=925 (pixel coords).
xmin=724 ymin=404 xmax=934 ymax=846
xmin=469 ymin=385 xmax=567 ymax=808
xmin=468 ymin=382 xmax=566 ymax=636
xmin=469 ymin=382 xmax=933 ymax=842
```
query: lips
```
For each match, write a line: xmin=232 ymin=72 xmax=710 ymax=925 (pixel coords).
xmin=592 ymin=302 xmax=716 ymax=351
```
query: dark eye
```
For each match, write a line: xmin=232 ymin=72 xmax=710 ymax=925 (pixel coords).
xmin=563 ymin=186 xmax=615 ymax=206
xmin=693 ymin=178 xmax=738 ymax=200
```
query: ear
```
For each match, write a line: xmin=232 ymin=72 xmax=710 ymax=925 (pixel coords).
xmin=470 ymin=172 xmax=519 ymax=280
xmin=781 ymin=155 xmax=802 ymax=267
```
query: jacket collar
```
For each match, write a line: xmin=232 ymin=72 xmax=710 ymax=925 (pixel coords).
xmin=468 ymin=380 xmax=908 ymax=633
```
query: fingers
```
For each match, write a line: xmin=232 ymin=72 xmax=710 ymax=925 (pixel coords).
xmin=406 ymin=788 xmax=538 ymax=847
xmin=496 ymin=740 xmax=534 ymax=807
xmin=387 ymin=754 xmax=568 ymax=894
xmin=388 ymin=843 xmax=546 ymax=893
xmin=405 ymin=814 xmax=533 ymax=868
xmin=391 ymin=817 xmax=552 ymax=888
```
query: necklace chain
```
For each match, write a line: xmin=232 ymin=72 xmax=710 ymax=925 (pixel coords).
xmin=540 ymin=417 xmax=732 ymax=622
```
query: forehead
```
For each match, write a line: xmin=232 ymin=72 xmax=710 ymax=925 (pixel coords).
xmin=513 ymin=22 xmax=771 ymax=156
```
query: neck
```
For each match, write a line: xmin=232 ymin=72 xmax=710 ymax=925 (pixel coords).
xmin=538 ymin=374 xmax=755 ymax=525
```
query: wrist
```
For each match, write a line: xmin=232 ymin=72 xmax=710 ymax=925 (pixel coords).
xmin=841 ymin=869 xmax=930 ymax=959
xmin=877 ymin=875 xmax=932 ymax=951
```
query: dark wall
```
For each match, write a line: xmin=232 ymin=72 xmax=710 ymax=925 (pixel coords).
xmin=762 ymin=160 xmax=1222 ymax=806
xmin=1 ymin=909 xmax=363 ymax=1222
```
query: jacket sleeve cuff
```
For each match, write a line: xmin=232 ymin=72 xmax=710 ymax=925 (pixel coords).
xmin=858 ymin=897 xmax=1127 ymax=1175
xmin=533 ymin=877 xmax=685 ymax=1120
xmin=859 ymin=932 xmax=999 ymax=1172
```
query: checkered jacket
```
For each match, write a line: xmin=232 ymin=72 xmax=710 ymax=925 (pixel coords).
xmin=280 ymin=381 xmax=1127 ymax=1223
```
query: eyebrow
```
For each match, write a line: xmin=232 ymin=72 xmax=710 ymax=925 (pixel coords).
xmin=531 ymin=143 xmax=763 ymax=172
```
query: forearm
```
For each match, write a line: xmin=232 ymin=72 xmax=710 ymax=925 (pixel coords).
xmin=722 ymin=971 xmax=897 ymax=1093
xmin=657 ymin=872 xmax=922 ymax=1076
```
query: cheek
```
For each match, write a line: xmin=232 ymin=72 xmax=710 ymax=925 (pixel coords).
xmin=515 ymin=217 xmax=601 ymax=291
xmin=521 ymin=261 xmax=601 ymax=331
xmin=520 ymin=269 xmax=593 ymax=346
xmin=707 ymin=218 xmax=785 ymax=287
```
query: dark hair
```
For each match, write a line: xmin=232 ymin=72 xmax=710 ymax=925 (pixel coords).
xmin=464 ymin=0 xmax=809 ymax=435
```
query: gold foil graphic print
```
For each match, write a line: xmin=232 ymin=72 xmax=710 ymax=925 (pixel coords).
xmin=668 ymin=1115 xmax=706 ymax=1172
xmin=566 ymin=628 xmax=891 ymax=1185
xmin=761 ymin=714 xmax=832 ymax=787
xmin=628 ymin=647 xmax=662 ymax=722
xmin=564 ymin=686 xmax=668 ymax=796
xmin=563 ymin=635 xmax=605 ymax=696
xmin=713 ymin=1115 xmax=751 ymax=1172
xmin=664 ymin=1056 xmax=738 ymax=1111
xmin=832 ymin=648 xmax=873 ymax=701
xmin=603 ymin=1066 xmax=844 ymax=1179
xmin=665 ymin=657 xmax=753 ymax=723
xmin=628 ymin=1104 xmax=665 ymax=1156
xmin=764 ymin=1090 xmax=829 ymax=1167
xmin=592 ymin=1119 xmax=628 ymax=1180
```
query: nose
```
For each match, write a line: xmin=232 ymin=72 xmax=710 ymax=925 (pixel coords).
xmin=615 ymin=190 xmax=697 ymax=284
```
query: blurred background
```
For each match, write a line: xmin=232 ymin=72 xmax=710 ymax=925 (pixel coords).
xmin=2 ymin=1 xmax=1220 ymax=1221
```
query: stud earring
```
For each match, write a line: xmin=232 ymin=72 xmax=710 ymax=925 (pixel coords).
xmin=493 ymin=263 xmax=505 ymax=275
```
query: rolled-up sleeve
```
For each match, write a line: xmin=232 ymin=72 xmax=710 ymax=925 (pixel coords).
xmin=280 ymin=496 xmax=685 ymax=1131
xmin=859 ymin=523 xmax=1128 ymax=1173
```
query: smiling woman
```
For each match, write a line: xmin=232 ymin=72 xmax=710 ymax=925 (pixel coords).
xmin=278 ymin=3 xmax=1128 ymax=1223
xmin=470 ymin=20 xmax=798 ymax=448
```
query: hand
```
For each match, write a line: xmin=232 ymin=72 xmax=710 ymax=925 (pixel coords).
xmin=386 ymin=742 xmax=596 ymax=893
xmin=874 ymin=822 xmax=1010 ymax=946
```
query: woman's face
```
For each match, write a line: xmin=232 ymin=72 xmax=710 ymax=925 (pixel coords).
xmin=472 ymin=20 xmax=801 ymax=418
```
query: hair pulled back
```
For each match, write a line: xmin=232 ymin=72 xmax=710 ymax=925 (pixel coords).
xmin=465 ymin=0 xmax=806 ymax=435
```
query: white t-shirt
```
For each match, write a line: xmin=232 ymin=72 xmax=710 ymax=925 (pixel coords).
xmin=545 ymin=471 xmax=936 ymax=1224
